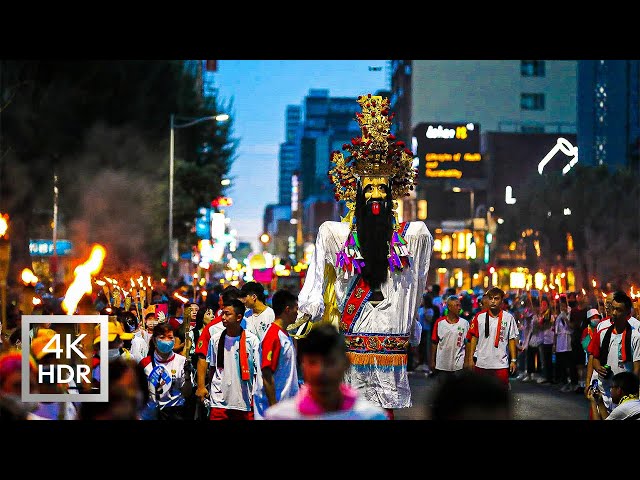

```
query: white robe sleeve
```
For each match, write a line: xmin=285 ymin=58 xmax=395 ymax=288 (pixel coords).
xmin=407 ymin=222 xmax=433 ymax=345
xmin=297 ymin=222 xmax=334 ymax=320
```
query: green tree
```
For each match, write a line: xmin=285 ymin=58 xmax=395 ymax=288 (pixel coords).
xmin=498 ymin=164 xmax=640 ymax=290
xmin=0 ymin=60 xmax=236 ymax=284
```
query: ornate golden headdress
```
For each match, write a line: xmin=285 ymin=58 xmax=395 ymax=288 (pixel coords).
xmin=328 ymin=94 xmax=417 ymax=222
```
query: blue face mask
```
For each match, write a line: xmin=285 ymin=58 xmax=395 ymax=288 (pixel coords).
xmin=156 ymin=339 xmax=175 ymax=354
xmin=108 ymin=348 xmax=121 ymax=360
xmin=590 ymin=320 xmax=599 ymax=328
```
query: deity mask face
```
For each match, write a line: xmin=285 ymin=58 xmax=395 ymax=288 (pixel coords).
xmin=361 ymin=176 xmax=389 ymax=216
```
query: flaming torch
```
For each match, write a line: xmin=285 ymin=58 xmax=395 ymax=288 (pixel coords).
xmin=61 ymin=245 xmax=106 ymax=314
xmin=95 ymin=280 xmax=111 ymax=307
xmin=631 ymin=286 xmax=640 ymax=318
xmin=146 ymin=276 xmax=153 ymax=305
xmin=20 ymin=268 xmax=39 ymax=315
xmin=173 ymin=291 xmax=189 ymax=304
xmin=0 ymin=213 xmax=10 ymax=343
xmin=137 ymin=276 xmax=146 ymax=313
xmin=592 ymin=279 xmax=605 ymax=314
xmin=61 ymin=244 xmax=106 ymax=393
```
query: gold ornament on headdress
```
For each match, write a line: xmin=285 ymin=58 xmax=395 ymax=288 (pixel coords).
xmin=328 ymin=94 xmax=417 ymax=225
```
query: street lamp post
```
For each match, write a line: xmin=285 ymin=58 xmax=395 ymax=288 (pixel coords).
xmin=168 ymin=113 xmax=229 ymax=284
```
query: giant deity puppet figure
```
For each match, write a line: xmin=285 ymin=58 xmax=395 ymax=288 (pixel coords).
xmin=290 ymin=94 xmax=434 ymax=417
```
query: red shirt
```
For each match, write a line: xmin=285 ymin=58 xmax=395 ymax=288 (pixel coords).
xmin=260 ymin=323 xmax=287 ymax=372
xmin=194 ymin=309 xmax=223 ymax=357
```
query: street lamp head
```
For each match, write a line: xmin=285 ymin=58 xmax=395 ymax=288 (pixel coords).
xmin=260 ymin=233 xmax=271 ymax=244
xmin=452 ymin=187 xmax=462 ymax=193
xmin=215 ymin=114 xmax=230 ymax=122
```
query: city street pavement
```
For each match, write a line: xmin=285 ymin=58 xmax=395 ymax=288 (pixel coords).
xmin=394 ymin=371 xmax=591 ymax=420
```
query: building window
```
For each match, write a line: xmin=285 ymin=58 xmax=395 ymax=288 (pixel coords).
xmin=521 ymin=60 xmax=545 ymax=77
xmin=521 ymin=125 xmax=545 ymax=133
xmin=521 ymin=93 xmax=545 ymax=111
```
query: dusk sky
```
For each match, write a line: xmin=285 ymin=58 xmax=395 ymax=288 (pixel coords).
xmin=213 ymin=60 xmax=389 ymax=249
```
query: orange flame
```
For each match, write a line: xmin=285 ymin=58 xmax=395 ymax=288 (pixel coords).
xmin=0 ymin=213 xmax=8 ymax=238
xmin=32 ymin=297 xmax=42 ymax=306
xmin=147 ymin=276 xmax=152 ymax=287
xmin=592 ymin=279 xmax=597 ymax=288
xmin=61 ymin=245 xmax=106 ymax=314
xmin=173 ymin=292 xmax=189 ymax=304
xmin=21 ymin=268 xmax=37 ymax=286
xmin=581 ymin=288 xmax=586 ymax=295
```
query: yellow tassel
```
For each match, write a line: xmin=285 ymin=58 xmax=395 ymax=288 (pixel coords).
xmin=322 ymin=263 xmax=340 ymax=330
xmin=347 ymin=352 xmax=407 ymax=367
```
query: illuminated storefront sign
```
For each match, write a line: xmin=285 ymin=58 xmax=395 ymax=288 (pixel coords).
xmin=414 ymin=122 xmax=483 ymax=180
xmin=537 ymin=137 xmax=578 ymax=175
xmin=29 ymin=239 xmax=73 ymax=256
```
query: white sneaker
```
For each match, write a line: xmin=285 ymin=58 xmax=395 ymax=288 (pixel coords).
xmin=536 ymin=377 xmax=548 ymax=384
xmin=415 ymin=364 xmax=428 ymax=372
xmin=516 ymin=372 xmax=527 ymax=380
xmin=521 ymin=374 xmax=532 ymax=382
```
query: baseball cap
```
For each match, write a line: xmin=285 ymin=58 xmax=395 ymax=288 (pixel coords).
xmin=586 ymin=308 xmax=601 ymax=320
xmin=31 ymin=328 xmax=58 ymax=360
xmin=93 ymin=321 xmax=134 ymax=345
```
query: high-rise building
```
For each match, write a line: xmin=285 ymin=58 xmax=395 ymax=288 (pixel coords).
xmin=390 ymin=60 xmax=578 ymax=291
xmin=278 ymin=105 xmax=302 ymax=205
xmin=577 ymin=60 xmax=640 ymax=169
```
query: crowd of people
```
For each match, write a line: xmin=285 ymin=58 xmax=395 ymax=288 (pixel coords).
xmin=1 ymin=92 xmax=638 ymax=422
xmin=1 ymin=277 xmax=638 ymax=421
xmin=0 ymin=280 xmax=395 ymax=420
xmin=412 ymin=284 xmax=640 ymax=420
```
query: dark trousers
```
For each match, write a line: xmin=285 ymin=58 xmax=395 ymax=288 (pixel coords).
xmin=555 ymin=351 xmax=578 ymax=384
xmin=539 ymin=344 xmax=554 ymax=382
xmin=526 ymin=346 xmax=540 ymax=374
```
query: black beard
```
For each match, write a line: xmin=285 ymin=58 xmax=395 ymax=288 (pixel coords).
xmin=355 ymin=187 xmax=393 ymax=291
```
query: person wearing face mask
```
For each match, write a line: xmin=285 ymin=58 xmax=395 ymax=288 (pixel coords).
xmin=139 ymin=323 xmax=192 ymax=420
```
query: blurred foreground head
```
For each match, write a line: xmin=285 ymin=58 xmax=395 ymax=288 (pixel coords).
xmin=429 ymin=370 xmax=513 ymax=420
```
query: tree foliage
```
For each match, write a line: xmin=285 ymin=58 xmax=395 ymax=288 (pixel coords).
xmin=499 ymin=164 xmax=640 ymax=289
xmin=0 ymin=60 xmax=237 ymax=283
